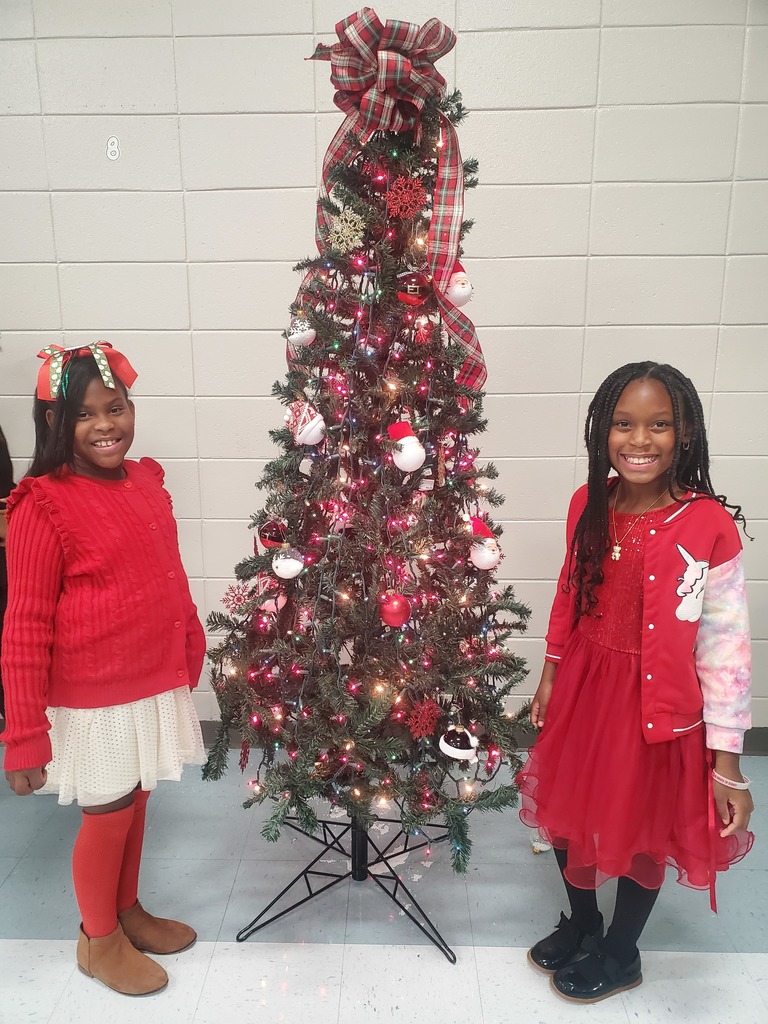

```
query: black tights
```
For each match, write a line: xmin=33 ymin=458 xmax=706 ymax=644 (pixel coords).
xmin=554 ymin=846 xmax=661 ymax=966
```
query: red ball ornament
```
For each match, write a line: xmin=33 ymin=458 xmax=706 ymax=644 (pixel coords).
xmin=379 ymin=592 xmax=412 ymax=628
xmin=396 ymin=271 xmax=431 ymax=307
xmin=258 ymin=519 xmax=287 ymax=548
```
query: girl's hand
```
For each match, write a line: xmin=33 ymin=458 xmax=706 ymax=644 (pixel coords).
xmin=530 ymin=662 xmax=557 ymax=730
xmin=5 ymin=767 xmax=47 ymax=796
xmin=713 ymin=780 xmax=754 ymax=837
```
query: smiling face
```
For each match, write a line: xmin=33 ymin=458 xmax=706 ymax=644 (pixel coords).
xmin=608 ymin=377 xmax=685 ymax=494
xmin=70 ymin=377 xmax=135 ymax=479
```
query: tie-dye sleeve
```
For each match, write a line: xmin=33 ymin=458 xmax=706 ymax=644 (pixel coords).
xmin=695 ymin=551 xmax=752 ymax=753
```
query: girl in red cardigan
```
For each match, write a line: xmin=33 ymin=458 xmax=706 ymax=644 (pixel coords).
xmin=518 ymin=361 xmax=754 ymax=1004
xmin=2 ymin=344 xmax=206 ymax=997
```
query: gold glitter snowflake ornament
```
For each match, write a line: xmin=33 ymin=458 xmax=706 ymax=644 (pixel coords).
xmin=327 ymin=208 xmax=366 ymax=252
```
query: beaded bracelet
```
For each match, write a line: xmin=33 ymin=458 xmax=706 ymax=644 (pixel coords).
xmin=711 ymin=769 xmax=751 ymax=791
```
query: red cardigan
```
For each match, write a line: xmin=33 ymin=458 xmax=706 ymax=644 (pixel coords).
xmin=546 ymin=483 xmax=751 ymax=750
xmin=1 ymin=458 xmax=206 ymax=772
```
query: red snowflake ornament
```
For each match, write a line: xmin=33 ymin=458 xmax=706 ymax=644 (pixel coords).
xmin=223 ymin=582 xmax=251 ymax=614
xmin=386 ymin=175 xmax=428 ymax=219
xmin=407 ymin=699 xmax=443 ymax=739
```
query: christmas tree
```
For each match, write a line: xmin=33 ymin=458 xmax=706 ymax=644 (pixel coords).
xmin=204 ymin=9 xmax=530 ymax=872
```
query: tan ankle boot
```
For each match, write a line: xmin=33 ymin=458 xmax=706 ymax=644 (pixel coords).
xmin=77 ymin=923 xmax=168 ymax=995
xmin=118 ymin=900 xmax=197 ymax=955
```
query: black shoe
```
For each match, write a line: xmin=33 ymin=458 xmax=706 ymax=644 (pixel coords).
xmin=527 ymin=912 xmax=604 ymax=974
xmin=551 ymin=945 xmax=642 ymax=1003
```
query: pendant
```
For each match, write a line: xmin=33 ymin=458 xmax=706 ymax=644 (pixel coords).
xmin=611 ymin=544 xmax=622 ymax=561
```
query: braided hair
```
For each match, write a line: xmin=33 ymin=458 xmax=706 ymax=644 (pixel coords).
xmin=570 ymin=361 xmax=748 ymax=618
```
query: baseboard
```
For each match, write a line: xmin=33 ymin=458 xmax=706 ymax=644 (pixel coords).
xmin=200 ymin=721 xmax=768 ymax=755
xmin=744 ymin=728 xmax=768 ymax=755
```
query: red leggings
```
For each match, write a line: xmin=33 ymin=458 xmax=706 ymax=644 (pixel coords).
xmin=71 ymin=789 xmax=150 ymax=938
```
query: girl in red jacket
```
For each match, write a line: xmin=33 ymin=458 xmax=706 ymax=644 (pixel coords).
xmin=518 ymin=361 xmax=754 ymax=1004
xmin=1 ymin=344 xmax=206 ymax=997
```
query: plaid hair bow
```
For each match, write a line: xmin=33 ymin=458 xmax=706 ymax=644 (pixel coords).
xmin=36 ymin=343 xmax=138 ymax=401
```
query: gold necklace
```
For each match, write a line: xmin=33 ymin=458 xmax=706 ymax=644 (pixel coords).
xmin=610 ymin=484 xmax=668 ymax=561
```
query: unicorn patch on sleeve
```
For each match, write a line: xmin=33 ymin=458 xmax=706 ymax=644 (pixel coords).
xmin=675 ymin=543 xmax=709 ymax=622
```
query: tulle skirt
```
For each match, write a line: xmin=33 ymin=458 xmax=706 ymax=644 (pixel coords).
xmin=37 ymin=685 xmax=205 ymax=806
xmin=518 ymin=630 xmax=753 ymax=895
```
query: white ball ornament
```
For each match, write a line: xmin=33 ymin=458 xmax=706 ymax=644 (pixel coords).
xmin=272 ymin=546 xmax=305 ymax=579
xmin=445 ymin=261 xmax=473 ymax=308
xmin=285 ymin=400 xmax=326 ymax=446
xmin=287 ymin=316 xmax=316 ymax=347
xmin=387 ymin=421 xmax=426 ymax=473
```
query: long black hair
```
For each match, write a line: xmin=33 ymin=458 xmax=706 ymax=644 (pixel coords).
xmin=570 ymin=361 xmax=748 ymax=618
xmin=29 ymin=353 xmax=129 ymax=478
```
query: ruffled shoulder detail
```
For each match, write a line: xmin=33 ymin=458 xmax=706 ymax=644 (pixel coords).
xmin=6 ymin=475 xmax=71 ymax=557
xmin=4 ymin=476 xmax=36 ymax=519
xmin=137 ymin=457 xmax=165 ymax=486
xmin=136 ymin=457 xmax=174 ymax=513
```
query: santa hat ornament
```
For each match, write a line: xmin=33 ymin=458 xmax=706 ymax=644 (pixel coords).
xmin=285 ymin=400 xmax=326 ymax=446
xmin=445 ymin=261 xmax=473 ymax=308
xmin=387 ymin=421 xmax=426 ymax=473
xmin=287 ymin=315 xmax=316 ymax=347
xmin=469 ymin=517 xmax=502 ymax=570
xmin=439 ymin=724 xmax=479 ymax=763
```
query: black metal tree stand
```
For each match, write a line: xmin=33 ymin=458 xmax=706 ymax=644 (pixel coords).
xmin=236 ymin=816 xmax=457 ymax=963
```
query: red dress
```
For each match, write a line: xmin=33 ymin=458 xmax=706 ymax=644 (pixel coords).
xmin=518 ymin=506 xmax=753 ymax=898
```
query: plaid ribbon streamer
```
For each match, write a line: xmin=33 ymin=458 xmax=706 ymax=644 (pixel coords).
xmin=289 ymin=7 xmax=486 ymax=396
xmin=36 ymin=342 xmax=138 ymax=401
xmin=429 ymin=115 xmax=486 ymax=394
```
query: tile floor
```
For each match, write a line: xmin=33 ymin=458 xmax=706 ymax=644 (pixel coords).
xmin=1 ymin=752 xmax=766 ymax=1023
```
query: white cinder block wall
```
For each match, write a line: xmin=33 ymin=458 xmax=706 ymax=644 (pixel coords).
xmin=1 ymin=0 xmax=767 ymax=730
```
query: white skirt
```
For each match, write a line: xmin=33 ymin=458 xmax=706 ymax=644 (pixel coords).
xmin=37 ymin=685 xmax=205 ymax=807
